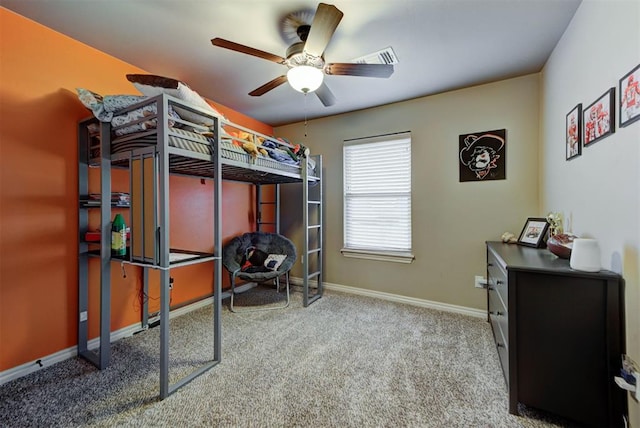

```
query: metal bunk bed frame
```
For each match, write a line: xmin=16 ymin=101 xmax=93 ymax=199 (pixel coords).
xmin=77 ymin=93 xmax=323 ymax=399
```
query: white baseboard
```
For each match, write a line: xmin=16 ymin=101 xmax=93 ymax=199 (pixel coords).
xmin=290 ymin=276 xmax=486 ymax=319
xmin=0 ymin=296 xmax=215 ymax=386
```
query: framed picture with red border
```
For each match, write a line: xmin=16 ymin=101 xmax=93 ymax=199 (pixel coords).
xmin=583 ymin=88 xmax=615 ymax=147
xmin=566 ymin=103 xmax=581 ymax=160
xmin=619 ymin=63 xmax=640 ymax=128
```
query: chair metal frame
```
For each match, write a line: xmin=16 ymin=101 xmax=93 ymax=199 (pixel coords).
xmin=228 ymin=268 xmax=290 ymax=312
xmin=223 ymin=231 xmax=296 ymax=313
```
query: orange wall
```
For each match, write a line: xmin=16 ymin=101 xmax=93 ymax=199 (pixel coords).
xmin=0 ymin=9 xmax=273 ymax=371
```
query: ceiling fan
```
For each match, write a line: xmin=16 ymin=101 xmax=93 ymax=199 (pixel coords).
xmin=211 ymin=3 xmax=394 ymax=107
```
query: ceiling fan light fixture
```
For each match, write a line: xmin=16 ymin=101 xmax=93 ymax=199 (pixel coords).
xmin=287 ymin=65 xmax=323 ymax=93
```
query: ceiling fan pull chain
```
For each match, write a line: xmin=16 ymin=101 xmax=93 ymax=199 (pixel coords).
xmin=304 ymin=92 xmax=308 ymax=138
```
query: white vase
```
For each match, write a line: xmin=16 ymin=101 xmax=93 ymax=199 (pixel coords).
xmin=569 ymin=238 xmax=601 ymax=272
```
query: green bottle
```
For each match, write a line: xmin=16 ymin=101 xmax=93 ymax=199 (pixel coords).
xmin=111 ymin=213 xmax=126 ymax=256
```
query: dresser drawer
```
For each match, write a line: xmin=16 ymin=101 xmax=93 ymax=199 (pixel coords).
xmin=487 ymin=251 xmax=508 ymax=306
xmin=489 ymin=286 xmax=508 ymax=344
xmin=494 ymin=325 xmax=509 ymax=387
xmin=487 ymin=247 xmax=510 ymax=387
xmin=489 ymin=289 xmax=509 ymax=386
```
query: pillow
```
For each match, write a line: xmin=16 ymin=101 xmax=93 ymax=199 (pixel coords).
xmin=77 ymin=88 xmax=154 ymax=119
xmin=126 ymin=74 xmax=225 ymax=126
xmin=76 ymin=88 xmax=112 ymax=122
xmin=241 ymin=246 xmax=268 ymax=270
xmin=76 ymin=88 xmax=180 ymax=136
xmin=264 ymin=254 xmax=287 ymax=271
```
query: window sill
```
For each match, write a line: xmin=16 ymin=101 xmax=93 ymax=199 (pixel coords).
xmin=340 ymin=248 xmax=415 ymax=264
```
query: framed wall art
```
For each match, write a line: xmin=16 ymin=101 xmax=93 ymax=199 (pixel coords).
xmin=517 ymin=217 xmax=550 ymax=248
xmin=458 ymin=129 xmax=506 ymax=182
xmin=566 ymin=103 xmax=582 ymax=160
xmin=583 ymin=88 xmax=615 ymax=147
xmin=619 ymin=63 xmax=640 ymax=128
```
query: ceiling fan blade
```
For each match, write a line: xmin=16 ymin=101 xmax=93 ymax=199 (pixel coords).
xmin=315 ymin=82 xmax=336 ymax=107
xmin=249 ymin=75 xmax=288 ymax=96
xmin=303 ymin=3 xmax=343 ymax=57
xmin=211 ymin=38 xmax=285 ymax=64
xmin=325 ymin=63 xmax=394 ymax=78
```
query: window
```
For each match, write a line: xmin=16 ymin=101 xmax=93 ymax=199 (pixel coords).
xmin=342 ymin=132 xmax=413 ymax=263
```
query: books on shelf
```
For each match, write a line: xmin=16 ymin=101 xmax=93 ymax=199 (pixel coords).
xmin=80 ymin=192 xmax=130 ymax=207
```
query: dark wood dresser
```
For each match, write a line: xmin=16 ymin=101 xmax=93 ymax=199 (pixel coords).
xmin=485 ymin=241 xmax=627 ymax=427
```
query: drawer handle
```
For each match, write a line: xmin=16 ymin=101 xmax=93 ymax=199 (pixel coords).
xmin=487 ymin=286 xmax=495 ymax=291
xmin=497 ymin=343 xmax=505 ymax=348
xmin=489 ymin=310 xmax=504 ymax=316
xmin=496 ymin=280 xmax=504 ymax=285
xmin=487 ymin=263 xmax=494 ymax=267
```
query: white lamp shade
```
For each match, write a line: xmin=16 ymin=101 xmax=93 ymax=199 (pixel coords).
xmin=569 ymin=238 xmax=601 ymax=272
xmin=287 ymin=66 xmax=324 ymax=93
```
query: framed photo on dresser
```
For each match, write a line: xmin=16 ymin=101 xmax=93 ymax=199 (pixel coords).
xmin=517 ymin=217 xmax=550 ymax=248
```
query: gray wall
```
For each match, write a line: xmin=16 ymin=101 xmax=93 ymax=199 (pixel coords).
xmin=277 ymin=74 xmax=540 ymax=310
xmin=539 ymin=1 xmax=640 ymax=425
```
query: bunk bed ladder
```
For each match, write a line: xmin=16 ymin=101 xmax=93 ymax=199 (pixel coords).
xmin=256 ymin=184 xmax=280 ymax=233
xmin=303 ymin=155 xmax=323 ymax=307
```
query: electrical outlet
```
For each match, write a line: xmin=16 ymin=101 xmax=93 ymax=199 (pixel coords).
xmin=474 ymin=275 xmax=487 ymax=288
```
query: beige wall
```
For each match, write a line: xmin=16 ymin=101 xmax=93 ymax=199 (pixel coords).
xmin=278 ymin=0 xmax=640 ymax=423
xmin=540 ymin=0 xmax=640 ymax=425
xmin=276 ymin=74 xmax=540 ymax=310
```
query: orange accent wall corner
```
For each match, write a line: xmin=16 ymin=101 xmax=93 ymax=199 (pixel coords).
xmin=0 ymin=8 xmax=273 ymax=372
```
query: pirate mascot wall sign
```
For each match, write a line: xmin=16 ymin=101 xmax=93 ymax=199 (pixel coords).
xmin=459 ymin=129 xmax=506 ymax=182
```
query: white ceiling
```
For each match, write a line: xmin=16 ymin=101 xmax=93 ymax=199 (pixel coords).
xmin=1 ymin=0 xmax=581 ymax=127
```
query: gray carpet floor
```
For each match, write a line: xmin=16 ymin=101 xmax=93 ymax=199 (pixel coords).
xmin=0 ymin=287 xmax=573 ymax=427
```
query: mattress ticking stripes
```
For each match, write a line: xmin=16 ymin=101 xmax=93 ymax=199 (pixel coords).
xmin=108 ymin=127 xmax=305 ymax=177
xmin=111 ymin=128 xmax=214 ymax=155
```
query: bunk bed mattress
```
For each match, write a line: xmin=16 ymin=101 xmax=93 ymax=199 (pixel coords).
xmin=219 ymin=142 xmax=304 ymax=174
xmin=111 ymin=128 xmax=214 ymax=155
xmin=110 ymin=128 xmax=306 ymax=175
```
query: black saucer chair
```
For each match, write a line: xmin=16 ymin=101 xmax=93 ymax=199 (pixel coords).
xmin=222 ymin=231 xmax=297 ymax=312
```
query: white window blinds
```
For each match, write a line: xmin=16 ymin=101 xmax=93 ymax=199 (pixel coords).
xmin=343 ymin=132 xmax=412 ymax=258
